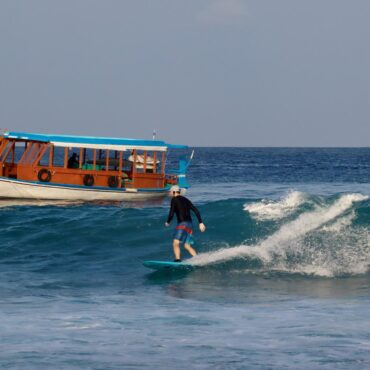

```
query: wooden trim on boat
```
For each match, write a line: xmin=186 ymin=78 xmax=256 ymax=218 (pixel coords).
xmin=119 ymin=151 xmax=123 ymax=188
xmin=153 ymin=151 xmax=157 ymax=174
xmin=161 ymin=151 xmax=165 ymax=173
xmin=63 ymin=147 xmax=68 ymax=169
xmin=79 ymin=148 xmax=83 ymax=169
xmin=93 ymin=149 xmax=96 ymax=170
xmin=49 ymin=145 xmax=54 ymax=167
xmin=105 ymin=150 xmax=109 ymax=171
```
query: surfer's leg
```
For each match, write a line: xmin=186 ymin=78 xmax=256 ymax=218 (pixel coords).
xmin=173 ymin=239 xmax=181 ymax=260
xmin=184 ymin=243 xmax=197 ymax=256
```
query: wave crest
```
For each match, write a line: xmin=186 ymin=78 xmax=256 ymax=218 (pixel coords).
xmin=192 ymin=193 xmax=370 ymax=277
xmin=244 ymin=191 xmax=306 ymax=221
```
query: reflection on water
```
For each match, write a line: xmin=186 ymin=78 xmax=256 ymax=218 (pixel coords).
xmin=0 ymin=199 xmax=83 ymax=208
xmin=0 ymin=198 xmax=166 ymax=208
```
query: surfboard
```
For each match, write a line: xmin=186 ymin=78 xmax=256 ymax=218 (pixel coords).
xmin=143 ymin=260 xmax=194 ymax=271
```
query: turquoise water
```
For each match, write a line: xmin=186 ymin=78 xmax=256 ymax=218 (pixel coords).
xmin=1 ymin=148 xmax=370 ymax=369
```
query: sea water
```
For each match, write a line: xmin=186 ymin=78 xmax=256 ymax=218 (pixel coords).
xmin=1 ymin=148 xmax=370 ymax=369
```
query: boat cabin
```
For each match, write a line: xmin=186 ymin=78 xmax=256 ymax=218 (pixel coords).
xmin=0 ymin=131 xmax=188 ymax=200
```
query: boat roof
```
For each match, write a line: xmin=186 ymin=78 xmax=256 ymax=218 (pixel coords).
xmin=3 ymin=131 xmax=187 ymax=152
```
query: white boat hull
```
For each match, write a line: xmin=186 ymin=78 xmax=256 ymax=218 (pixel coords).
xmin=0 ymin=177 xmax=169 ymax=201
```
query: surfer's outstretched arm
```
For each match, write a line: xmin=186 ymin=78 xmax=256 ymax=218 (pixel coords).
xmin=189 ymin=200 xmax=206 ymax=232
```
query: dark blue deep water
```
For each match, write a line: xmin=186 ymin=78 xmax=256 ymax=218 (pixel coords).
xmin=1 ymin=148 xmax=370 ymax=369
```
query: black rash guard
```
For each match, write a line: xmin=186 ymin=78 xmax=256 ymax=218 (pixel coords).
xmin=166 ymin=196 xmax=203 ymax=224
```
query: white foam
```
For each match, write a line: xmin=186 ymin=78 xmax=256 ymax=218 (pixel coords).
xmin=244 ymin=191 xmax=306 ymax=221
xmin=320 ymin=211 xmax=356 ymax=232
xmin=191 ymin=193 xmax=370 ymax=277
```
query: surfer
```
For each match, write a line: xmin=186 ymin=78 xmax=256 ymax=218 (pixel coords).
xmin=165 ymin=185 xmax=206 ymax=262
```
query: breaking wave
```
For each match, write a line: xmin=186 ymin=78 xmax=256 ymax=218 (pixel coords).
xmin=191 ymin=193 xmax=370 ymax=277
xmin=243 ymin=190 xmax=307 ymax=221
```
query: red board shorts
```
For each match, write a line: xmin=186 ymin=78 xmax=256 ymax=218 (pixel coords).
xmin=173 ymin=221 xmax=194 ymax=245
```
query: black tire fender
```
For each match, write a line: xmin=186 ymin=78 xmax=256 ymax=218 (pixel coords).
xmin=83 ymin=174 xmax=94 ymax=186
xmin=108 ymin=176 xmax=119 ymax=188
xmin=38 ymin=168 xmax=52 ymax=182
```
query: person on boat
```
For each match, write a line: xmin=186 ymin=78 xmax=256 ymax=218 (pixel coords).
xmin=165 ymin=185 xmax=206 ymax=262
xmin=67 ymin=153 xmax=79 ymax=168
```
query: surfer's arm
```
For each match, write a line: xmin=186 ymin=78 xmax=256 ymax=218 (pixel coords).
xmin=166 ymin=198 xmax=176 ymax=224
xmin=188 ymin=200 xmax=206 ymax=232
xmin=189 ymin=201 xmax=203 ymax=224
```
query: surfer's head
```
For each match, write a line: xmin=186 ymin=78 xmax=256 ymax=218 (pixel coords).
xmin=170 ymin=185 xmax=181 ymax=196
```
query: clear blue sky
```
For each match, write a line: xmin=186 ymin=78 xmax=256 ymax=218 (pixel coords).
xmin=1 ymin=1 xmax=369 ymax=146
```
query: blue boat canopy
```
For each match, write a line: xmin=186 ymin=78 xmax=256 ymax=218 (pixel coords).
xmin=3 ymin=131 xmax=187 ymax=151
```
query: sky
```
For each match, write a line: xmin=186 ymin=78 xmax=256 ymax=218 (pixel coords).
xmin=1 ymin=0 xmax=369 ymax=146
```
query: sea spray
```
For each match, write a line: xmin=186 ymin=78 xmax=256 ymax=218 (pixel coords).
xmin=244 ymin=191 xmax=307 ymax=221
xmin=191 ymin=193 xmax=370 ymax=277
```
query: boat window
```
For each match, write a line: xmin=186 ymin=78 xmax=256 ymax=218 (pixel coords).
xmin=130 ymin=149 xmax=145 ymax=173
xmin=101 ymin=149 xmax=119 ymax=171
xmin=13 ymin=142 xmax=27 ymax=163
xmin=38 ymin=146 xmax=51 ymax=167
xmin=66 ymin=147 xmax=80 ymax=169
xmin=128 ymin=150 xmax=160 ymax=174
xmin=145 ymin=151 xmax=159 ymax=174
xmin=25 ymin=143 xmax=43 ymax=165
xmin=52 ymin=147 xmax=66 ymax=168
xmin=121 ymin=150 xmax=132 ymax=173
xmin=0 ymin=141 xmax=14 ymax=163
xmin=83 ymin=148 xmax=101 ymax=170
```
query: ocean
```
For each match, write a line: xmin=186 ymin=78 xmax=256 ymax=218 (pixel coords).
xmin=1 ymin=148 xmax=370 ymax=369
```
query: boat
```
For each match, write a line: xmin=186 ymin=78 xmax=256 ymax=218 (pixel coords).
xmin=0 ymin=131 xmax=191 ymax=201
